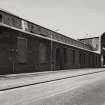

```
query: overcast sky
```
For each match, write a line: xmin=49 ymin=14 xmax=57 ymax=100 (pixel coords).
xmin=0 ymin=0 xmax=105 ymax=39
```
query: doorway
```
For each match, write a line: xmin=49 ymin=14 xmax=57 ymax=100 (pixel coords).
xmin=55 ymin=48 xmax=63 ymax=70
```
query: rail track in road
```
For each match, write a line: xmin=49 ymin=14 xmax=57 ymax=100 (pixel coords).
xmin=0 ymin=68 xmax=105 ymax=91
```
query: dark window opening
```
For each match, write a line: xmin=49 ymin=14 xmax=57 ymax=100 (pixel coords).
xmin=56 ymin=48 xmax=63 ymax=70
xmin=79 ymin=53 xmax=82 ymax=65
xmin=95 ymin=56 xmax=97 ymax=65
xmin=89 ymin=55 xmax=91 ymax=65
xmin=56 ymin=48 xmax=61 ymax=66
xmin=103 ymin=56 xmax=105 ymax=65
xmin=83 ymin=53 xmax=86 ymax=65
xmin=73 ymin=50 xmax=75 ymax=64
xmin=86 ymin=54 xmax=88 ymax=65
xmin=64 ymin=48 xmax=67 ymax=63
xmin=79 ymin=52 xmax=83 ymax=65
xmin=92 ymin=55 xmax=94 ymax=65
xmin=0 ymin=14 xmax=2 ymax=22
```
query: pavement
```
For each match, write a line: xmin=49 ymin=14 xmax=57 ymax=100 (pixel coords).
xmin=0 ymin=68 xmax=105 ymax=90
xmin=0 ymin=68 xmax=105 ymax=105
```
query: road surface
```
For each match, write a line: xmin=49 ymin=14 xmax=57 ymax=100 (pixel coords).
xmin=0 ymin=69 xmax=105 ymax=105
xmin=35 ymin=75 xmax=105 ymax=105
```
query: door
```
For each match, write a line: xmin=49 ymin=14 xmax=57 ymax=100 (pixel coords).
xmin=0 ymin=41 xmax=13 ymax=74
xmin=17 ymin=37 xmax=27 ymax=63
xmin=56 ymin=48 xmax=63 ymax=70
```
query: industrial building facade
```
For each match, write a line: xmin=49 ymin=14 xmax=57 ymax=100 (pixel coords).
xmin=0 ymin=9 xmax=102 ymax=74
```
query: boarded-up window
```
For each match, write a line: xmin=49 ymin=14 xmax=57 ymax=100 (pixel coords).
xmin=39 ymin=43 xmax=47 ymax=63
xmin=17 ymin=37 xmax=27 ymax=63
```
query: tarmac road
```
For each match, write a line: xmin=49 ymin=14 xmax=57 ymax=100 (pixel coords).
xmin=29 ymin=71 xmax=105 ymax=105
xmin=35 ymin=77 xmax=105 ymax=105
xmin=1 ymin=69 xmax=105 ymax=105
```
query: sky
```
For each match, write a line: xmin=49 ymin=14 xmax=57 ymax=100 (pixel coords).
xmin=0 ymin=0 xmax=105 ymax=39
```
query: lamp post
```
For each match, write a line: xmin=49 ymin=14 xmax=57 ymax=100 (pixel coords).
xmin=50 ymin=29 xmax=59 ymax=71
xmin=50 ymin=31 xmax=53 ymax=71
